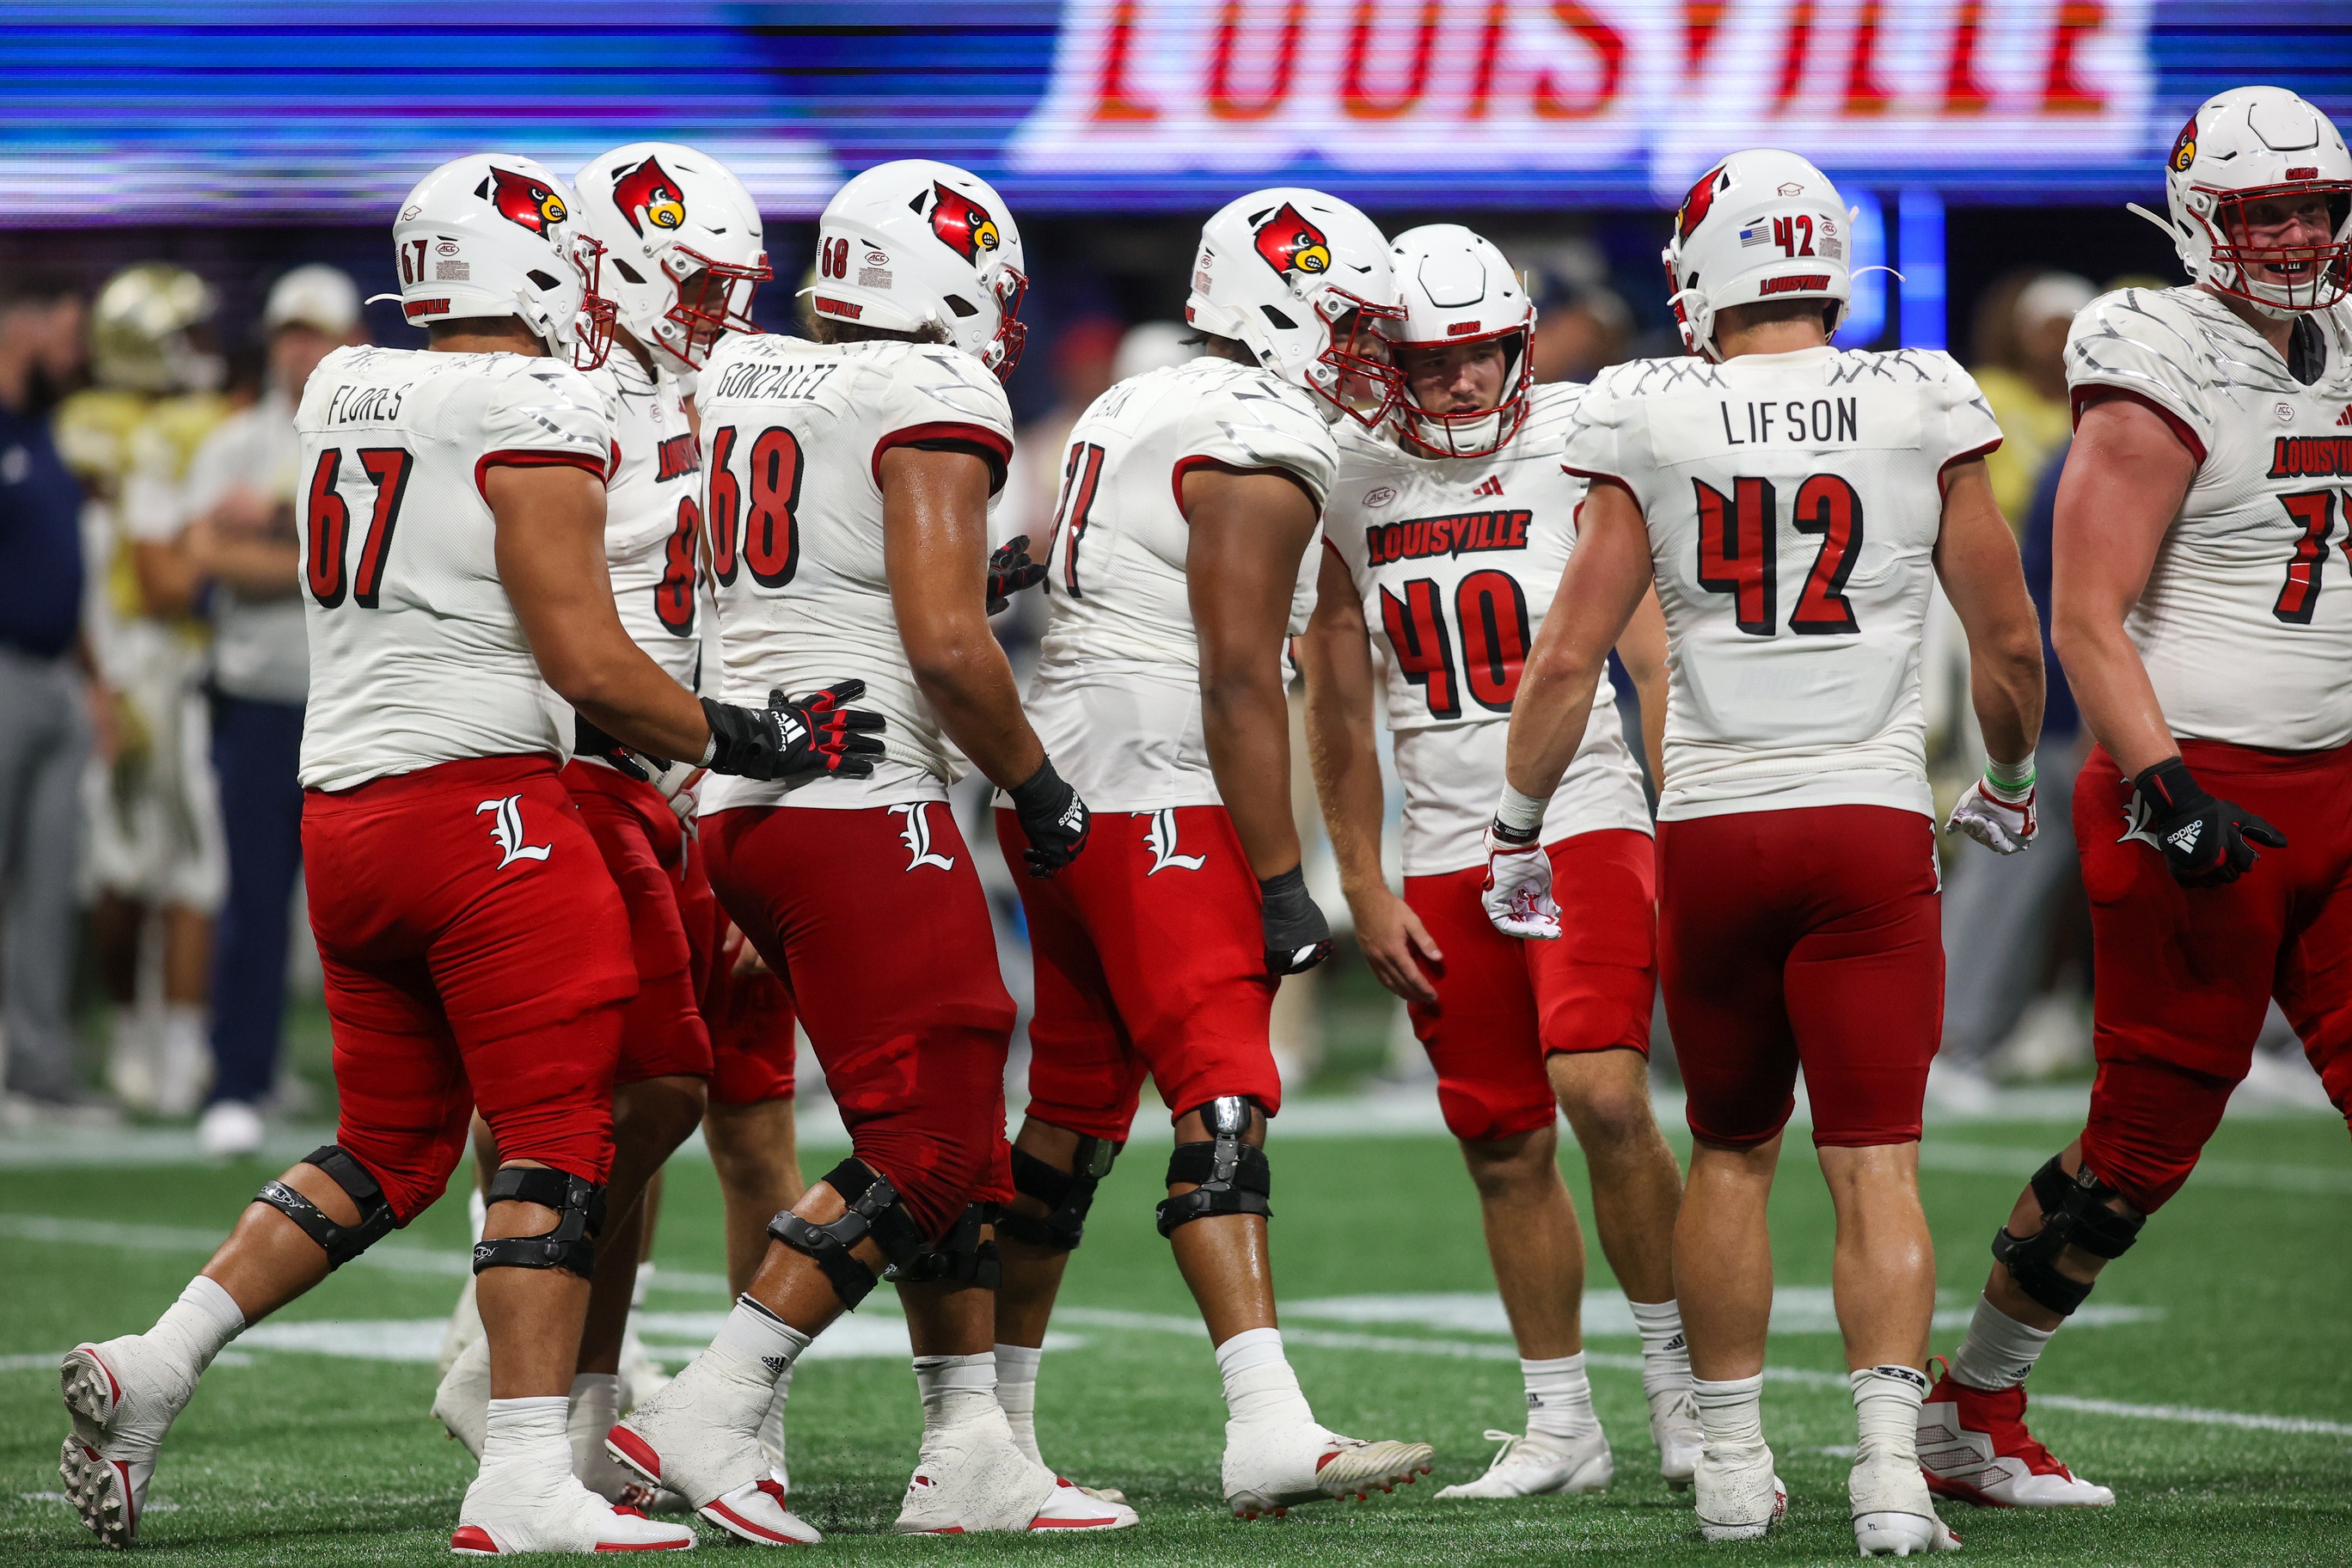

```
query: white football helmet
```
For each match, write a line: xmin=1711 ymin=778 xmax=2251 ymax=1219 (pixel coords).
xmin=1185 ymin=188 xmax=1404 ymax=427
xmin=2136 ymin=86 xmax=2352 ymax=317
xmin=1661 ymin=150 xmax=1853 ymax=360
xmin=386 ymin=153 xmax=614 ymax=370
xmin=575 ymin=143 xmax=770 ymax=372
xmin=1386 ymin=224 xmax=1533 ymax=458
xmin=800 ymin=159 xmax=1027 ymax=382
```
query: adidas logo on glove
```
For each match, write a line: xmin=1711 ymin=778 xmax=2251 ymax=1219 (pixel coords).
xmin=2166 ymin=821 xmax=2203 ymax=854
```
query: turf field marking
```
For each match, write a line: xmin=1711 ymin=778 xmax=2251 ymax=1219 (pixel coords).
xmin=2026 ymin=1396 xmax=2352 ymax=1436
xmin=1919 ymin=1142 xmax=2352 ymax=1195
xmin=1279 ymin=1289 xmax=2158 ymax=1336
xmin=0 ymin=1213 xmax=469 ymax=1276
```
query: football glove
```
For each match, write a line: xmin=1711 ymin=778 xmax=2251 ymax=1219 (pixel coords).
xmin=1259 ymin=865 xmax=1332 ymax=977
xmin=701 ymin=679 xmax=885 ymax=785
xmin=1008 ymin=756 xmax=1091 ymax=877
xmin=986 ymin=534 xmax=1047 ymax=616
xmin=2128 ymin=756 xmax=2286 ymax=888
xmin=573 ymin=714 xmax=707 ymax=813
xmin=1482 ymin=822 xmax=1561 ymax=940
xmin=1946 ymin=774 xmax=2037 ymax=855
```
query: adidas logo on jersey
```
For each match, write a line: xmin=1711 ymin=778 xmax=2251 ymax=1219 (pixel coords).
xmin=2166 ymin=821 xmax=2203 ymax=855
xmin=2337 ymin=405 xmax=2352 ymax=428
xmin=1472 ymin=474 xmax=1504 ymax=497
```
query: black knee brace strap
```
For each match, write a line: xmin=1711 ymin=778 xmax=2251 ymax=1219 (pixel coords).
xmin=886 ymin=1203 xmax=1002 ymax=1289
xmin=768 ymin=1159 xmax=928 ymax=1311
xmin=254 ymin=1145 xmax=397 ymax=1269
xmin=1155 ymin=1097 xmax=1272 ymax=1237
xmin=1001 ymin=1137 xmax=1120 ymax=1253
xmin=1991 ymin=1154 xmax=2147 ymax=1317
xmin=473 ymin=1167 xmax=606 ymax=1280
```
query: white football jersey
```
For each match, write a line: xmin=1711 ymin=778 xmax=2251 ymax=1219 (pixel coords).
xmin=296 ymin=346 xmax=614 ymax=793
xmin=594 ymin=351 xmax=705 ymax=687
xmin=1563 ymin=346 xmax=2002 ymax=823
xmin=2067 ymin=286 xmax=2352 ymax=752
xmin=695 ymin=333 xmax=1015 ymax=814
xmin=1025 ymin=356 xmax=1337 ymax=813
xmin=1325 ymin=385 xmax=1650 ymax=876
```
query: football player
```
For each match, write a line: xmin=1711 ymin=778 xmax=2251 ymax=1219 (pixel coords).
xmin=606 ymin=159 xmax=1134 ymax=1538
xmin=989 ymin=187 xmax=1436 ymax=1520
xmin=1916 ymin=85 xmax=2352 ymax=1511
xmin=58 ymin=153 xmax=869 ymax=1555
xmin=1298 ymin=224 xmax=1698 ymax=1498
xmin=1486 ymin=150 xmax=2044 ymax=1553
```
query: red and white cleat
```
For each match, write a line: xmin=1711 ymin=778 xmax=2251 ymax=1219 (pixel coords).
xmin=1917 ymin=1370 xmax=2115 ymax=1509
xmin=58 ymin=1338 xmax=196 ymax=1549
xmin=606 ymin=1353 xmax=823 ymax=1545
xmin=1222 ymin=1421 xmax=1435 ymax=1520
xmin=894 ymin=1410 xmax=1136 ymax=1534
xmin=450 ymin=1473 xmax=697 ymax=1554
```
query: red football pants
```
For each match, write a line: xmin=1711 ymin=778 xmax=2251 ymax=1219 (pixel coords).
xmin=2074 ymin=739 xmax=2352 ymax=1211
xmin=1658 ymin=805 xmax=1942 ymax=1149
xmin=701 ymin=803 xmax=1014 ymax=1239
xmin=1403 ymin=829 xmax=1657 ymax=1144
xmin=562 ymin=761 xmax=712 ymax=1084
xmin=680 ymin=831 xmax=798 ymax=1107
xmin=302 ymin=756 xmax=637 ymax=1221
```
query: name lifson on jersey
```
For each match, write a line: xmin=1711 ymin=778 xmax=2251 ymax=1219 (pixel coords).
xmin=1718 ymin=395 xmax=1862 ymax=446
xmin=1365 ymin=508 xmax=1532 ymax=567
xmin=707 ymin=357 xmax=841 ymax=403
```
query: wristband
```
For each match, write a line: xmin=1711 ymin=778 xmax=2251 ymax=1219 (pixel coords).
xmin=1493 ymin=783 xmax=1547 ymax=842
xmin=1983 ymin=755 xmax=2035 ymax=803
xmin=700 ymin=731 xmax=718 ymax=767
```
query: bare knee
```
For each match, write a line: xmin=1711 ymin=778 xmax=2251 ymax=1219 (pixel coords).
xmin=1553 ymin=1050 xmax=1657 ymax=1148
xmin=1460 ymin=1126 xmax=1561 ymax=1203
xmin=614 ymin=1075 xmax=707 ymax=1159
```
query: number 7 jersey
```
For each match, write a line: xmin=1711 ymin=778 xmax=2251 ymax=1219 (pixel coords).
xmin=1562 ymin=346 xmax=2000 ymax=822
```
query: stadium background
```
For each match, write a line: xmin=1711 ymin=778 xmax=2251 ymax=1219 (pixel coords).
xmin=3 ymin=4 xmax=2351 ymax=1563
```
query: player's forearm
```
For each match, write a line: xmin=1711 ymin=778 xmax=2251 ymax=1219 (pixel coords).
xmin=2051 ymin=611 xmax=2176 ymax=776
xmin=1303 ymin=706 xmax=1386 ymax=902
xmin=544 ymin=634 xmax=714 ymax=765
xmin=907 ymin=634 xmax=1046 ymax=790
xmin=1966 ymin=622 xmax=2045 ymax=768
xmin=1503 ymin=646 xmax=1602 ymax=803
xmin=1202 ymin=671 xmax=1302 ymax=880
xmin=203 ymin=536 xmax=301 ymax=598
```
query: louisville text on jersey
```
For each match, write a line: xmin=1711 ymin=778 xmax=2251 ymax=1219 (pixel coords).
xmin=653 ymin=432 xmax=700 ymax=481
xmin=2269 ymin=436 xmax=2352 ymax=479
xmin=1364 ymin=508 xmax=1532 ymax=567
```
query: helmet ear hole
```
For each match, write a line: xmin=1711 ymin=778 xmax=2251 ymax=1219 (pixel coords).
xmin=1260 ymin=304 xmax=1298 ymax=331
xmin=611 ymin=258 xmax=647 ymax=286
xmin=525 ymin=269 xmax=561 ymax=291
xmin=942 ymin=294 xmax=979 ymax=318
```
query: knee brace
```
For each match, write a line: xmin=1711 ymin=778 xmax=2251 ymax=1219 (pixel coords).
xmin=885 ymin=1203 xmax=1001 ymax=1289
xmin=768 ymin=1158 xmax=928 ymax=1311
xmin=254 ymin=1145 xmax=397 ymax=1269
xmin=472 ymin=1166 xmax=606 ymax=1280
xmin=1155 ymin=1096 xmax=1272 ymax=1238
xmin=1990 ymin=1154 xmax=2147 ymax=1317
xmin=1000 ymin=1136 xmax=1120 ymax=1253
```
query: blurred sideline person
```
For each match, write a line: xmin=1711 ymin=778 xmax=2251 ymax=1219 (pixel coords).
xmin=58 ymin=152 xmax=855 ymax=1554
xmin=989 ymin=187 xmax=1436 ymax=1520
xmin=173 ymin=265 xmax=364 ymax=1156
xmin=1301 ymin=224 xmax=1697 ymax=1500
xmin=1490 ymin=150 xmax=2043 ymax=1553
xmin=1918 ymin=85 xmax=2352 ymax=1513
xmin=0 ymin=267 xmax=102 ymax=1111
xmin=58 ymin=264 xmax=231 ymax=1118
xmin=609 ymin=159 xmax=1136 ymax=1538
xmin=1969 ymin=271 xmax=2094 ymax=527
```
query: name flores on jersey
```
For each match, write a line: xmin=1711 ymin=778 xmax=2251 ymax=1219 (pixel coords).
xmin=1366 ymin=507 xmax=1531 ymax=567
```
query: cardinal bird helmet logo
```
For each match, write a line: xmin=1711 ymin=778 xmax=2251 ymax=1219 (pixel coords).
xmin=1253 ymin=204 xmax=1331 ymax=279
xmin=611 ymin=155 xmax=687 ymax=237
xmin=928 ymin=182 xmax=1001 ymax=263
xmin=1675 ymin=164 xmax=1728 ymax=244
xmin=485 ymin=167 xmax=567 ymax=236
xmin=2170 ymin=113 xmax=2199 ymax=174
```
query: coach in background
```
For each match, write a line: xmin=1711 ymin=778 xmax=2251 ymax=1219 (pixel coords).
xmin=178 ymin=266 xmax=361 ymax=1155
xmin=0 ymin=267 xmax=104 ymax=1115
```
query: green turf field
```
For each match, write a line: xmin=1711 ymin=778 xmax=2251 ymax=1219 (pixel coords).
xmin=3 ymin=1112 xmax=2349 ymax=1564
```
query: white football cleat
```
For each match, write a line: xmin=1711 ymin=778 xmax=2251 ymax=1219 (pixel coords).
xmin=437 ymin=1272 xmax=485 ymax=1380
xmin=1222 ymin=1420 xmax=1436 ymax=1519
xmin=196 ymin=1099 xmax=266 ymax=1158
xmin=1853 ymin=1456 xmax=1962 ymax=1555
xmin=58 ymin=1338 xmax=196 ymax=1549
xmin=894 ymin=1408 xmax=1133 ymax=1534
xmin=570 ymin=1384 xmax=656 ymax=1510
xmin=1918 ymin=1370 xmax=2114 ymax=1508
xmin=607 ymin=1360 xmax=818 ymax=1544
xmin=1694 ymin=1442 xmax=1787 ymax=1542
xmin=432 ymin=1333 xmax=492 ymax=1458
xmin=1436 ymin=1428 xmax=1613 ymax=1498
xmin=1647 ymin=1382 xmax=1702 ymax=1490
xmin=451 ymin=1464 xmax=696 ymax=1553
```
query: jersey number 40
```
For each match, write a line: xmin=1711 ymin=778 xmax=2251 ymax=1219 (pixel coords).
xmin=1694 ymin=474 xmax=1864 ymax=637
xmin=1381 ymin=571 xmax=1530 ymax=720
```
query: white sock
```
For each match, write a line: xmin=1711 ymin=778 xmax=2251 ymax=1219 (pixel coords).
xmin=162 ymin=1003 xmax=206 ymax=1054
xmin=705 ymin=1295 xmax=812 ymax=1387
xmin=633 ymin=1261 xmax=654 ymax=1311
xmin=150 ymin=1276 xmax=245 ymax=1386
xmin=1948 ymin=1295 xmax=2055 ymax=1393
xmin=1628 ymin=1298 xmax=1693 ymax=1403
xmin=995 ymin=1343 xmax=1046 ymax=1465
xmin=1691 ymin=1374 xmax=1767 ymax=1456
xmin=912 ymin=1352 xmax=998 ymax=1435
xmin=468 ymin=1185 xmax=488 ymax=1243
xmin=1522 ymin=1352 xmax=1602 ymax=1440
xmin=1215 ymin=1327 xmax=1314 ymax=1428
xmin=482 ymin=1395 xmax=573 ymax=1483
xmin=568 ymin=1373 xmax=622 ymax=1476
xmin=1850 ymin=1364 xmax=1929 ymax=1467
xmin=758 ymin=1368 xmax=793 ymax=1475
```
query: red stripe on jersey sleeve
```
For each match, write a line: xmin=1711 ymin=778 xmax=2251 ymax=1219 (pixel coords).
xmin=872 ymin=422 xmax=1013 ymax=494
xmin=1562 ymin=465 xmax=1637 ymax=496
xmin=2071 ymin=385 xmax=2208 ymax=467
xmin=1171 ymin=455 xmax=1321 ymax=518
xmin=473 ymin=448 xmax=609 ymax=504
xmin=1939 ymin=438 xmax=2003 ymax=477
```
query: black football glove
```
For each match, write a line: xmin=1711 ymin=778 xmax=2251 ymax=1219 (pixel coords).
xmin=986 ymin=534 xmax=1047 ymax=616
xmin=573 ymin=714 xmax=704 ymax=803
xmin=2130 ymin=756 xmax=2286 ymax=888
xmin=1259 ymin=865 xmax=1332 ymax=978
xmin=701 ymin=679 xmax=885 ymax=785
xmin=1008 ymin=756 xmax=1090 ymax=876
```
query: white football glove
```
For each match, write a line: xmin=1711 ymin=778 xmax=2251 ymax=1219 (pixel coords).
xmin=1945 ymin=776 xmax=2037 ymax=854
xmin=1481 ymin=830 xmax=1561 ymax=940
